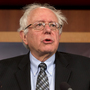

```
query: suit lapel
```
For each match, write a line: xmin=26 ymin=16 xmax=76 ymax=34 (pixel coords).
xmin=55 ymin=52 xmax=72 ymax=90
xmin=15 ymin=53 xmax=31 ymax=90
xmin=14 ymin=51 xmax=72 ymax=90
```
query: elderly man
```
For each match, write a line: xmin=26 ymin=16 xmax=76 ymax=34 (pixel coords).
xmin=0 ymin=3 xmax=90 ymax=90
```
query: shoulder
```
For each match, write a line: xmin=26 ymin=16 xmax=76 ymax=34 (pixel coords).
xmin=0 ymin=53 xmax=30 ymax=76
xmin=57 ymin=51 xmax=90 ymax=60
xmin=56 ymin=51 xmax=90 ymax=66
xmin=0 ymin=54 xmax=29 ymax=73
xmin=56 ymin=51 xmax=90 ymax=75
xmin=0 ymin=54 xmax=27 ymax=66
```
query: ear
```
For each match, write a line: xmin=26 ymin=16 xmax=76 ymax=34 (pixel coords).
xmin=19 ymin=30 xmax=28 ymax=45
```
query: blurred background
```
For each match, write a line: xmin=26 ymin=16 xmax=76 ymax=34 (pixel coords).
xmin=0 ymin=0 xmax=90 ymax=59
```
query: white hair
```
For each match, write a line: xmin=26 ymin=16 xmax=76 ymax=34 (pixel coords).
xmin=18 ymin=3 xmax=67 ymax=49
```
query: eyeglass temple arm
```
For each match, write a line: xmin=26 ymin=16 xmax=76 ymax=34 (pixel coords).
xmin=24 ymin=24 xmax=32 ymax=30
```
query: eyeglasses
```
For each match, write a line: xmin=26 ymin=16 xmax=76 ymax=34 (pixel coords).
xmin=24 ymin=21 xmax=62 ymax=31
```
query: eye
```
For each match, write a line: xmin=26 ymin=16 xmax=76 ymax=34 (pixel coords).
xmin=50 ymin=23 xmax=56 ymax=27
xmin=36 ymin=22 xmax=43 ymax=27
xmin=34 ymin=22 xmax=44 ymax=30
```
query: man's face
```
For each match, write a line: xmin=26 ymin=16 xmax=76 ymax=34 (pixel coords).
xmin=20 ymin=8 xmax=61 ymax=57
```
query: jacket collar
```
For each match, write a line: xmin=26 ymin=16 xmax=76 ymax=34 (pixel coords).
xmin=55 ymin=51 xmax=72 ymax=90
xmin=15 ymin=53 xmax=31 ymax=90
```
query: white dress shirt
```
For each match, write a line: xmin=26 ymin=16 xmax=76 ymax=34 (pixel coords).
xmin=30 ymin=52 xmax=55 ymax=90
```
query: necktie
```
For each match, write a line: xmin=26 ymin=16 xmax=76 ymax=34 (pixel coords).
xmin=36 ymin=63 xmax=49 ymax=90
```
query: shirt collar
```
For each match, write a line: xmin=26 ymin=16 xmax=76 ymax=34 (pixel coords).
xmin=30 ymin=52 xmax=55 ymax=77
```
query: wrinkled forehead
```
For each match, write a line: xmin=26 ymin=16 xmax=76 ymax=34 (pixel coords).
xmin=27 ymin=7 xmax=58 ymax=23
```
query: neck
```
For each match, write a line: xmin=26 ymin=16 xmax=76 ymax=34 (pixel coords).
xmin=31 ymin=52 xmax=54 ymax=62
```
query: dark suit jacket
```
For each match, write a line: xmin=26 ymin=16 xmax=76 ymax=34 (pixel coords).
xmin=0 ymin=51 xmax=90 ymax=90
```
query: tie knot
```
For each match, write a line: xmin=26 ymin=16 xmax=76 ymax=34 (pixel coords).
xmin=39 ymin=63 xmax=47 ymax=70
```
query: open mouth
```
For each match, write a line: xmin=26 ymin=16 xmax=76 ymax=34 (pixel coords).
xmin=43 ymin=39 xmax=53 ymax=43
xmin=45 ymin=39 xmax=51 ymax=41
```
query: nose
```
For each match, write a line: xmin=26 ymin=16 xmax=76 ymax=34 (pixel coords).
xmin=44 ymin=24 xmax=51 ymax=34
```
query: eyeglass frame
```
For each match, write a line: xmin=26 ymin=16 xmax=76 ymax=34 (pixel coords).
xmin=24 ymin=21 xmax=62 ymax=31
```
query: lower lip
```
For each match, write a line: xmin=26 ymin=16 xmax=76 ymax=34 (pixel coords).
xmin=43 ymin=40 xmax=53 ymax=44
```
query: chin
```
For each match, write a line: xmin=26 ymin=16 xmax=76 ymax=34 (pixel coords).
xmin=42 ymin=49 xmax=56 ymax=54
xmin=40 ymin=46 xmax=57 ymax=54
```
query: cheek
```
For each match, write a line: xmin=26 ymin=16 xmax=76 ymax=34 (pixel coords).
xmin=27 ymin=31 xmax=40 ymax=45
xmin=26 ymin=31 xmax=34 ymax=45
xmin=54 ymin=33 xmax=60 ymax=48
xmin=55 ymin=32 xmax=60 ymax=42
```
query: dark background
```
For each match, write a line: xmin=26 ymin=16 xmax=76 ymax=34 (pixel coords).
xmin=0 ymin=0 xmax=90 ymax=9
